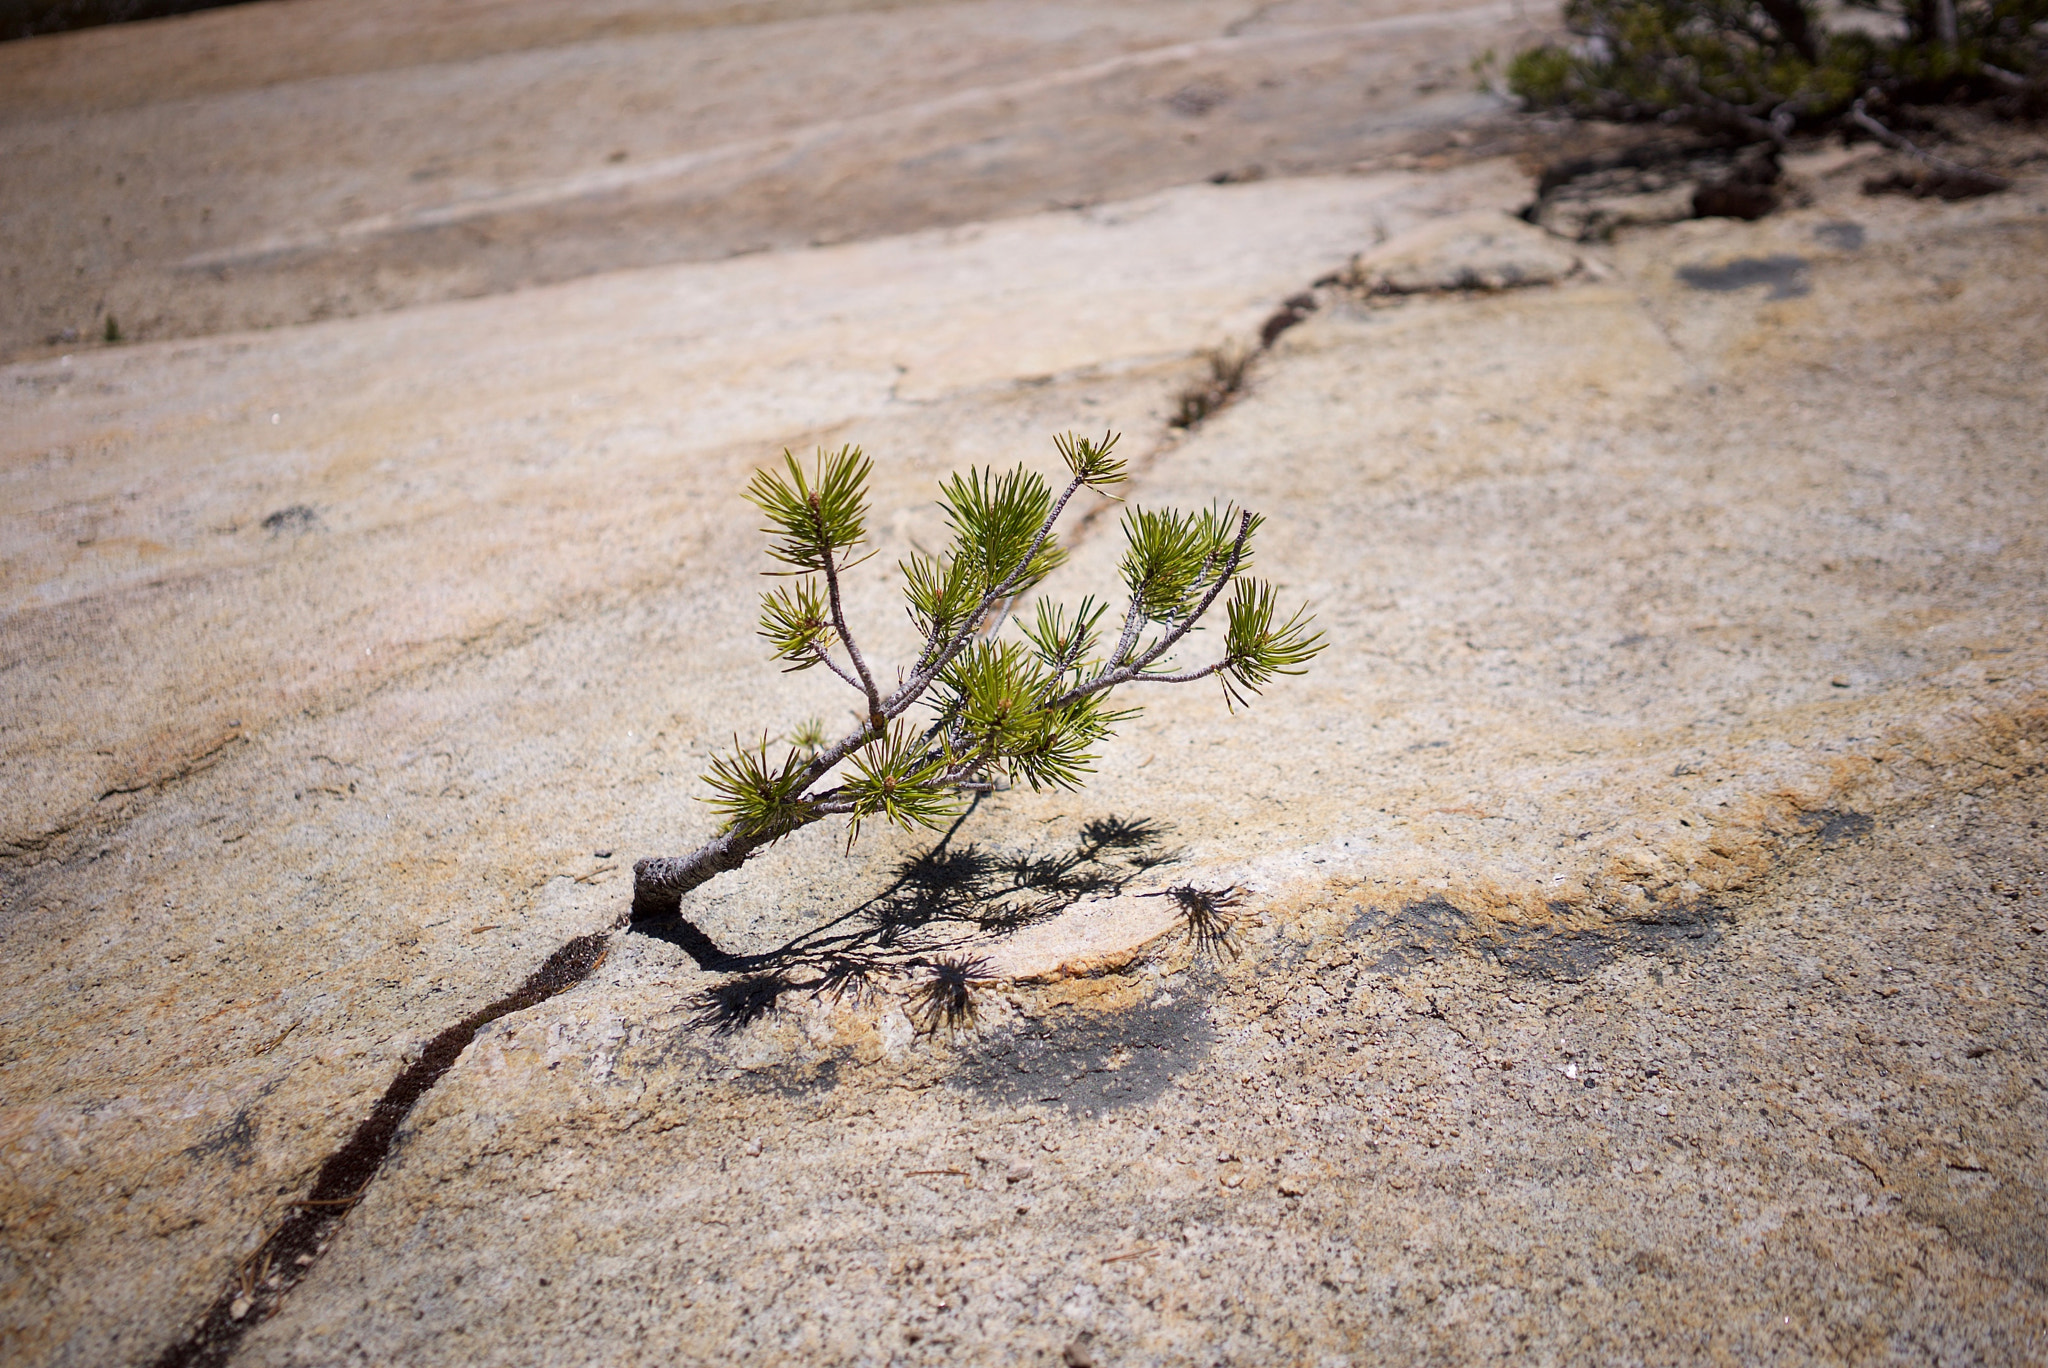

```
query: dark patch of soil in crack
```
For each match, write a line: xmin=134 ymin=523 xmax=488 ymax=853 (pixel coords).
xmin=151 ymin=931 xmax=613 ymax=1368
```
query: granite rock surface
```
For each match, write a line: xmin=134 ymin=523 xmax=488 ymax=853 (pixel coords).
xmin=2 ymin=2 xmax=2046 ymax=1365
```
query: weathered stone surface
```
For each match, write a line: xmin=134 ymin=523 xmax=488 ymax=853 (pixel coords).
xmin=239 ymin=776 xmax=2048 ymax=1366
xmin=1535 ymin=180 xmax=1698 ymax=240
xmin=1346 ymin=209 xmax=1580 ymax=292
xmin=3 ymin=3 xmax=2047 ymax=1366
xmin=1 ymin=161 xmax=1525 ymax=1366
xmin=0 ymin=0 xmax=1525 ymax=357
xmin=235 ymin=174 xmax=2048 ymax=1361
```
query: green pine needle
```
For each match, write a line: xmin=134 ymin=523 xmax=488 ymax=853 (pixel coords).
xmin=702 ymin=736 xmax=818 ymax=839
xmin=901 ymin=550 xmax=984 ymax=648
xmin=787 ymin=718 xmax=829 ymax=757
xmin=930 ymin=640 xmax=1135 ymax=791
xmin=745 ymin=445 xmax=875 ymax=575
xmin=1053 ymin=430 xmax=1129 ymax=489
xmin=1021 ymin=595 xmax=1107 ymax=676
xmin=940 ymin=464 xmax=1068 ymax=601
xmin=841 ymin=722 xmax=960 ymax=844
xmin=1118 ymin=503 xmax=1253 ymax=623
xmin=757 ymin=577 xmax=835 ymax=669
xmin=1218 ymin=578 xmax=1327 ymax=710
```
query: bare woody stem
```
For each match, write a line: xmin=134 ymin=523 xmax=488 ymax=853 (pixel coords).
xmin=632 ymin=789 xmax=869 ymax=920
xmin=632 ymin=831 xmax=763 ymax=921
xmin=813 ymin=648 xmax=862 ymax=691
xmin=1122 ymin=661 xmax=1229 ymax=686
xmin=1849 ymin=97 xmax=2012 ymax=187
xmin=1107 ymin=594 xmax=1148 ymax=670
xmin=818 ymin=532 xmax=886 ymax=726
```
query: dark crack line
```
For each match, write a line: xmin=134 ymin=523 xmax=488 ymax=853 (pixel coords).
xmin=149 ymin=930 xmax=615 ymax=1368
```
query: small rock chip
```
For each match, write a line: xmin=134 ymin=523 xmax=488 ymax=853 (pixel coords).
xmin=1006 ymin=1161 xmax=1034 ymax=1183
xmin=1350 ymin=211 xmax=1580 ymax=294
xmin=742 ymin=1138 xmax=761 ymax=1157
xmin=1278 ymin=1176 xmax=1307 ymax=1197
xmin=1537 ymin=183 xmax=1697 ymax=242
xmin=228 ymin=1295 xmax=252 ymax=1321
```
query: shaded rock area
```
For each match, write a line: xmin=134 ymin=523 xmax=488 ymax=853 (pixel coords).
xmin=0 ymin=0 xmax=253 ymax=43
xmin=3 ymin=2 xmax=2048 ymax=1365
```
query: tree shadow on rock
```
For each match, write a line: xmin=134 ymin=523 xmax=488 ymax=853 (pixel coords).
xmin=684 ymin=970 xmax=796 ymax=1036
xmin=645 ymin=802 xmax=1183 ymax=1034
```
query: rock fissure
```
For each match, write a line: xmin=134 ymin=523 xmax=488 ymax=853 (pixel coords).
xmin=149 ymin=930 xmax=614 ymax=1368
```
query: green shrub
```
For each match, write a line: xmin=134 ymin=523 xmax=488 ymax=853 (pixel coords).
xmin=1508 ymin=0 xmax=2048 ymax=140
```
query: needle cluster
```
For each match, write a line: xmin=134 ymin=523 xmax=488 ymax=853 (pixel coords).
xmin=632 ymin=430 xmax=1322 ymax=919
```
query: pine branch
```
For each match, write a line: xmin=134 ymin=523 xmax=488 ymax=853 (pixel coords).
xmin=815 ymin=651 xmax=863 ymax=690
xmin=1850 ymin=97 xmax=2011 ymax=188
xmin=820 ymin=542 xmax=886 ymax=726
xmin=1051 ymin=509 xmax=1255 ymax=707
xmin=633 ymin=430 xmax=1318 ymax=924
xmin=889 ymin=468 xmax=1089 ymax=714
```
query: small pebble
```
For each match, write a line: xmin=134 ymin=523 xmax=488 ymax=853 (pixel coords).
xmin=229 ymin=1295 xmax=252 ymax=1321
xmin=1006 ymin=1161 xmax=1034 ymax=1184
xmin=742 ymin=1138 xmax=761 ymax=1157
xmin=1278 ymin=1176 xmax=1307 ymax=1197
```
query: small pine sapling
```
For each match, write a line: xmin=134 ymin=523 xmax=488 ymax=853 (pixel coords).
xmin=631 ymin=431 xmax=1323 ymax=921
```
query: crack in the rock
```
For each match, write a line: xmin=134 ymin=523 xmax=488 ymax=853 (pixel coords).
xmin=149 ymin=930 xmax=615 ymax=1368
xmin=96 ymin=732 xmax=248 ymax=803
